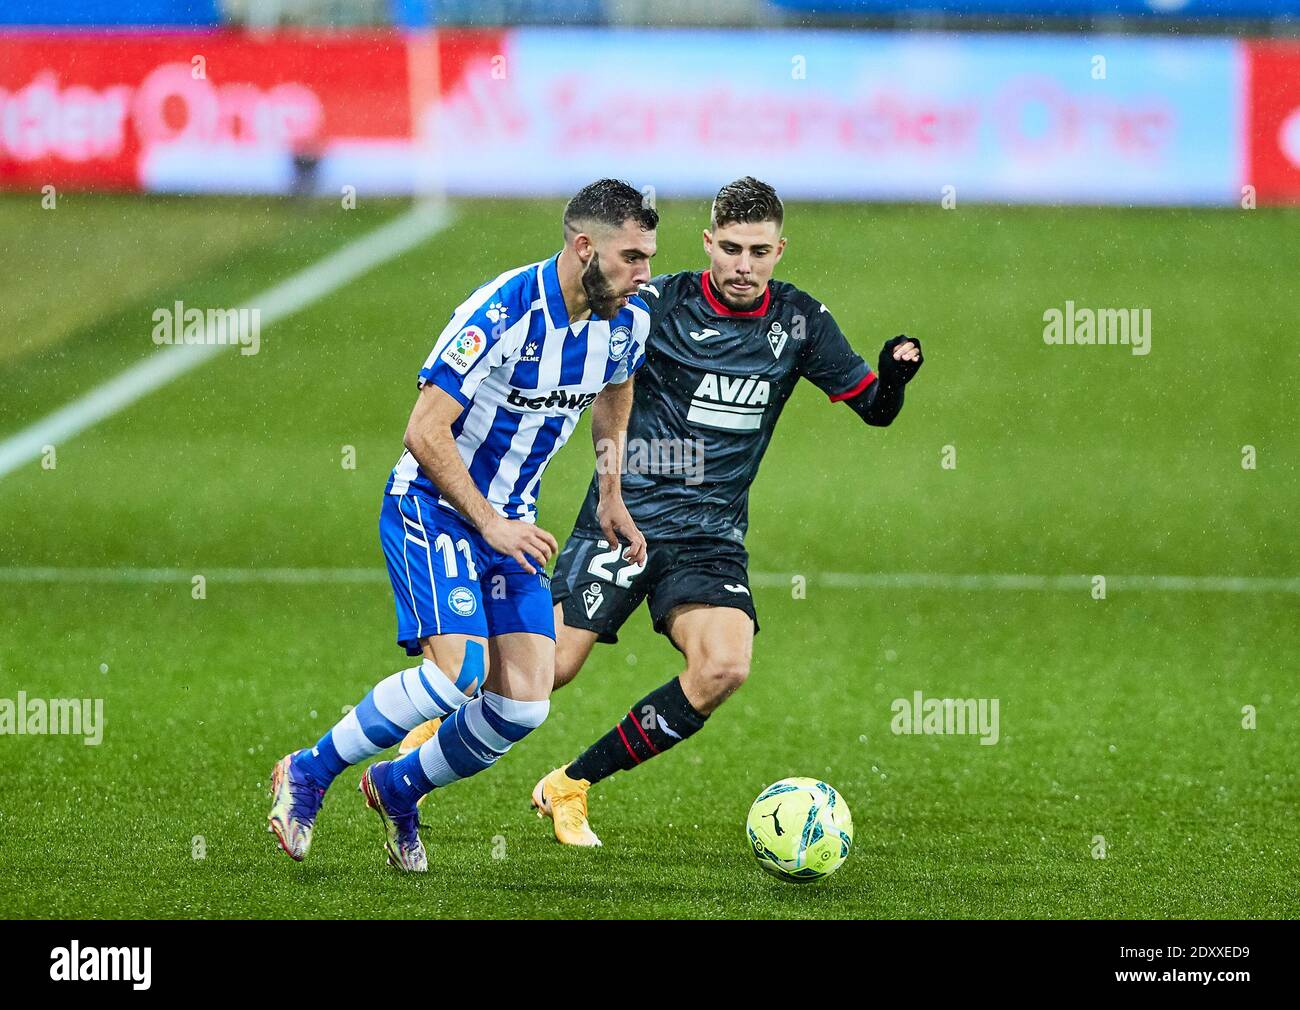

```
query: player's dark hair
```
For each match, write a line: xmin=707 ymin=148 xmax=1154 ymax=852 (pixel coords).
xmin=563 ymin=179 xmax=658 ymax=240
xmin=711 ymin=176 xmax=784 ymax=230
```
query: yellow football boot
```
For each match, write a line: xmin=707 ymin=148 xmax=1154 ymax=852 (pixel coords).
xmin=531 ymin=766 xmax=602 ymax=847
xmin=398 ymin=719 xmax=441 ymax=756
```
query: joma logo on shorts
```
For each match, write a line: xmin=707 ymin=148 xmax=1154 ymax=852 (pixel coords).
xmin=506 ymin=388 xmax=598 ymax=411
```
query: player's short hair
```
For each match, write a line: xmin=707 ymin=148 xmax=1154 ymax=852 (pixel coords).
xmin=563 ymin=179 xmax=658 ymax=241
xmin=711 ymin=176 xmax=784 ymax=230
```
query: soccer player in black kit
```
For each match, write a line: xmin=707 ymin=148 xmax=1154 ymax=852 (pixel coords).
xmin=401 ymin=177 xmax=924 ymax=846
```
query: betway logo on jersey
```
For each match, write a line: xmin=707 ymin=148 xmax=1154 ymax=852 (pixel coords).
xmin=687 ymin=373 xmax=770 ymax=431
xmin=506 ymin=387 xmax=599 ymax=411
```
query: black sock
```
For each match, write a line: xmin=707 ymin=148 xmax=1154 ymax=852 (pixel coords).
xmin=567 ymin=677 xmax=707 ymax=785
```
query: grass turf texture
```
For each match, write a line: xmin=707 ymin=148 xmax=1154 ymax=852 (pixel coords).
xmin=0 ymin=195 xmax=1295 ymax=919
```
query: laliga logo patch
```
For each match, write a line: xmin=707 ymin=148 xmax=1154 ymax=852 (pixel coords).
xmin=441 ymin=325 xmax=487 ymax=375
xmin=767 ymin=321 xmax=788 ymax=360
xmin=608 ymin=325 xmax=632 ymax=362
xmin=582 ymin=582 xmax=603 ymax=618
xmin=448 ymin=586 xmax=477 ymax=617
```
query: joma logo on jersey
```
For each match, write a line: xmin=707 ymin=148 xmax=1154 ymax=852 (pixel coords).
xmin=506 ymin=387 xmax=599 ymax=411
xmin=688 ymin=373 xmax=770 ymax=431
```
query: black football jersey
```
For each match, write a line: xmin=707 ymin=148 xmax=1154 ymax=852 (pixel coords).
xmin=572 ymin=269 xmax=875 ymax=544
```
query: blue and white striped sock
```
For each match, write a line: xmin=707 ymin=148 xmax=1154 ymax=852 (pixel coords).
xmin=292 ymin=647 xmax=480 ymax=789
xmin=385 ymin=692 xmax=550 ymax=809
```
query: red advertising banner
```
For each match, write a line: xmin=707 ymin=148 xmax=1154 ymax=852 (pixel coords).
xmin=0 ymin=32 xmax=412 ymax=191
xmin=1246 ymin=41 xmax=1300 ymax=203
xmin=2 ymin=29 xmax=1284 ymax=204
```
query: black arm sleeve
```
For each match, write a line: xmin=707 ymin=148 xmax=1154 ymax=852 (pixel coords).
xmin=843 ymin=377 xmax=904 ymax=427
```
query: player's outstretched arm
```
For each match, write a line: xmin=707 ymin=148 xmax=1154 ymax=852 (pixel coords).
xmin=590 ymin=378 xmax=647 ymax=565
xmin=403 ymin=383 xmax=558 ymax=574
xmin=845 ymin=335 xmax=924 ymax=427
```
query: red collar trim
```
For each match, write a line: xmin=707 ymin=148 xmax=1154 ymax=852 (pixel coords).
xmin=700 ymin=271 xmax=771 ymax=318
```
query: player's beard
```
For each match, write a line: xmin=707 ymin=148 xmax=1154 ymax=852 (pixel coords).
xmin=717 ymin=276 xmax=764 ymax=312
xmin=581 ymin=251 xmax=624 ymax=319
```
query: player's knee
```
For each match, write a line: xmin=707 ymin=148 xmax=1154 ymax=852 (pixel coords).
xmin=423 ymin=639 xmax=486 ymax=699
xmin=688 ymin=655 xmax=750 ymax=705
xmin=485 ymin=693 xmax=550 ymax=737
xmin=523 ymin=697 xmax=550 ymax=730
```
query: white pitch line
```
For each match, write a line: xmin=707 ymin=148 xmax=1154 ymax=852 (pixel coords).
xmin=0 ymin=201 xmax=454 ymax=481
xmin=0 ymin=567 xmax=389 ymax=585
xmin=0 ymin=567 xmax=1297 ymax=594
xmin=749 ymin=572 xmax=1300 ymax=594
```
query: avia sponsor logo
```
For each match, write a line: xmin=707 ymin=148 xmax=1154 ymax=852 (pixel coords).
xmin=506 ymin=387 xmax=599 ymax=411
xmin=50 ymin=941 xmax=151 ymax=989
xmin=686 ymin=373 xmax=770 ymax=432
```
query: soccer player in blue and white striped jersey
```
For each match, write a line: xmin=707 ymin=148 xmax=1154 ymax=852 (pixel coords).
xmin=268 ymin=180 xmax=656 ymax=871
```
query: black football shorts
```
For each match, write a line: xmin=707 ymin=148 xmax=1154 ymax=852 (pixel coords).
xmin=551 ymin=534 xmax=759 ymax=645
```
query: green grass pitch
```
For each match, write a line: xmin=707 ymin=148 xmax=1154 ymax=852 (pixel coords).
xmin=0 ymin=194 xmax=1296 ymax=919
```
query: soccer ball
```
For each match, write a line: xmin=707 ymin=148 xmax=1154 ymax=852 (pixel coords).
xmin=746 ymin=777 xmax=853 ymax=883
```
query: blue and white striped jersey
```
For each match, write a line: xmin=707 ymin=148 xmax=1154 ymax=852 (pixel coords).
xmin=386 ymin=253 xmax=650 ymax=522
